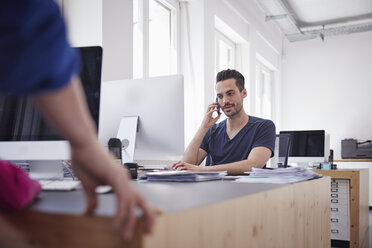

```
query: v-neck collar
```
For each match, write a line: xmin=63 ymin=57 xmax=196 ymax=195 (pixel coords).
xmin=224 ymin=116 xmax=251 ymax=141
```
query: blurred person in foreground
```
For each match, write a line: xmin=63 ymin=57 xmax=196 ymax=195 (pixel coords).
xmin=0 ymin=0 xmax=156 ymax=239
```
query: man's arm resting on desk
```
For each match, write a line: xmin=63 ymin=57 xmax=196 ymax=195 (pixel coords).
xmin=173 ymin=147 xmax=271 ymax=175
xmin=182 ymin=129 xmax=215 ymax=165
xmin=182 ymin=126 xmax=209 ymax=165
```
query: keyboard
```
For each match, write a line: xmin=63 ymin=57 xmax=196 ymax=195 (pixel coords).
xmin=39 ymin=180 xmax=81 ymax=191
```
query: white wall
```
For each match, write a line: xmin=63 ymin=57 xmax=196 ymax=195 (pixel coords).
xmin=102 ymin=0 xmax=133 ymax=81
xmin=61 ymin=0 xmax=132 ymax=82
xmin=282 ymin=31 xmax=372 ymax=159
xmin=62 ymin=0 xmax=103 ymax=46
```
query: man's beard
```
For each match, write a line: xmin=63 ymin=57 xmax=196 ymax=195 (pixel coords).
xmin=224 ymin=103 xmax=243 ymax=118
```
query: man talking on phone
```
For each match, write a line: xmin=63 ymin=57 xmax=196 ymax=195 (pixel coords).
xmin=172 ymin=69 xmax=276 ymax=175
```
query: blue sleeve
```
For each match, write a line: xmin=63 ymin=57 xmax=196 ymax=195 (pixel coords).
xmin=200 ymin=129 xmax=211 ymax=153
xmin=252 ymin=120 xmax=276 ymax=157
xmin=0 ymin=0 xmax=80 ymax=95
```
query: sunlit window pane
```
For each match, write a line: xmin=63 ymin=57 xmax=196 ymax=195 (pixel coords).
xmin=255 ymin=64 xmax=272 ymax=119
xmin=133 ymin=0 xmax=143 ymax=78
xmin=215 ymin=31 xmax=235 ymax=123
xmin=219 ymin=41 xmax=229 ymax=70
xmin=149 ymin=0 xmax=172 ymax=77
xmin=215 ymin=31 xmax=235 ymax=73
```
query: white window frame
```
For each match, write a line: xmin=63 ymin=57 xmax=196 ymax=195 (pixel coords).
xmin=255 ymin=61 xmax=274 ymax=120
xmin=215 ymin=30 xmax=236 ymax=74
xmin=133 ymin=0 xmax=179 ymax=78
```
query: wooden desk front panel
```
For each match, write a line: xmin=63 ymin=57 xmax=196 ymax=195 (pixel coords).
xmin=0 ymin=178 xmax=330 ymax=248
xmin=144 ymin=177 xmax=330 ymax=248
xmin=0 ymin=211 xmax=142 ymax=248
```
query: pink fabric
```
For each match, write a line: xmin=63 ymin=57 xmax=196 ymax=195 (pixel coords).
xmin=0 ymin=160 xmax=41 ymax=212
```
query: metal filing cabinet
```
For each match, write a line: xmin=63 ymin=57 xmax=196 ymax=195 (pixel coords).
xmin=330 ymin=179 xmax=350 ymax=241
xmin=314 ymin=169 xmax=369 ymax=248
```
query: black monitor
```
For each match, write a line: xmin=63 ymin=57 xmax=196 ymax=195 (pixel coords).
xmin=279 ymin=130 xmax=329 ymax=164
xmin=0 ymin=46 xmax=102 ymax=141
xmin=0 ymin=46 xmax=102 ymax=164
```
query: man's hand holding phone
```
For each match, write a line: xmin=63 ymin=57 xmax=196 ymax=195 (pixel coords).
xmin=201 ymin=100 xmax=221 ymax=130
xmin=216 ymin=97 xmax=221 ymax=115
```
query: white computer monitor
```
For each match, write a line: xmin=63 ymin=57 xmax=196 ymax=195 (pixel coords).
xmin=98 ymin=74 xmax=185 ymax=162
xmin=0 ymin=46 xmax=102 ymax=179
xmin=279 ymin=130 xmax=330 ymax=166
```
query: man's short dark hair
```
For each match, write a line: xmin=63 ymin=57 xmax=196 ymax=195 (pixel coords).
xmin=216 ymin=69 xmax=245 ymax=92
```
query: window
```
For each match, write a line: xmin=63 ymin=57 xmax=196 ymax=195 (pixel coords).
xmin=214 ymin=29 xmax=240 ymax=123
xmin=215 ymin=30 xmax=235 ymax=73
xmin=133 ymin=0 xmax=178 ymax=78
xmin=255 ymin=62 xmax=273 ymax=119
xmin=133 ymin=0 xmax=143 ymax=78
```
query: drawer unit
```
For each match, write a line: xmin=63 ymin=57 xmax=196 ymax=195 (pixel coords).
xmin=331 ymin=226 xmax=350 ymax=241
xmin=313 ymin=168 xmax=369 ymax=248
xmin=330 ymin=179 xmax=350 ymax=241
xmin=330 ymin=187 xmax=348 ymax=194
xmin=331 ymin=216 xmax=348 ymax=227
xmin=331 ymin=198 xmax=348 ymax=205
xmin=331 ymin=206 xmax=348 ymax=216
xmin=331 ymin=192 xmax=348 ymax=199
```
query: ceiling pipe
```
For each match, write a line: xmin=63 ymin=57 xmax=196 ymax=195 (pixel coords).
xmin=256 ymin=0 xmax=372 ymax=42
xmin=300 ymin=18 xmax=372 ymax=33
xmin=265 ymin=14 xmax=288 ymax=21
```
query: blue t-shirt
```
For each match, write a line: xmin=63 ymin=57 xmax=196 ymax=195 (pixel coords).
xmin=200 ymin=116 xmax=276 ymax=166
xmin=0 ymin=0 xmax=79 ymax=95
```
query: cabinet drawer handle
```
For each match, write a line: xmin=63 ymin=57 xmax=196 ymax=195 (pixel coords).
xmin=331 ymin=194 xmax=338 ymax=198
xmin=331 ymin=208 xmax=339 ymax=212
xmin=331 ymin=229 xmax=339 ymax=234
xmin=331 ymin=199 xmax=338 ymax=203
xmin=331 ymin=189 xmax=338 ymax=192
xmin=331 ymin=218 xmax=339 ymax=223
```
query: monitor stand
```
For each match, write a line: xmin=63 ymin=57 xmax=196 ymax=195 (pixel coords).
xmin=28 ymin=160 xmax=64 ymax=180
xmin=117 ymin=116 xmax=138 ymax=164
xmin=295 ymin=162 xmax=312 ymax=168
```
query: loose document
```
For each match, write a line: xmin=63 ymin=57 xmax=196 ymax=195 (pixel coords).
xmin=235 ymin=167 xmax=322 ymax=184
xmin=146 ymin=171 xmax=227 ymax=182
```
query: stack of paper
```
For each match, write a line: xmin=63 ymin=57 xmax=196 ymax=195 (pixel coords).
xmin=235 ymin=167 xmax=322 ymax=184
xmin=140 ymin=165 xmax=173 ymax=170
xmin=145 ymin=171 xmax=227 ymax=182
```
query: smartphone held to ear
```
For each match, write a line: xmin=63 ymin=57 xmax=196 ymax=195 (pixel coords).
xmin=216 ymin=97 xmax=221 ymax=115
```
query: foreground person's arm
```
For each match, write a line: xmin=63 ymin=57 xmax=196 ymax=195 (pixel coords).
xmin=33 ymin=76 xmax=156 ymax=239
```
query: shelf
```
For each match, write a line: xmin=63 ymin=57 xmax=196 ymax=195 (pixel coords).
xmin=334 ymin=159 xmax=372 ymax=162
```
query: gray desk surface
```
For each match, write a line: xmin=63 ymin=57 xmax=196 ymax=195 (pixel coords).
xmin=30 ymin=180 xmax=287 ymax=217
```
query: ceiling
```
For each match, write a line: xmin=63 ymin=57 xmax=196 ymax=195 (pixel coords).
xmin=256 ymin=0 xmax=372 ymax=42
